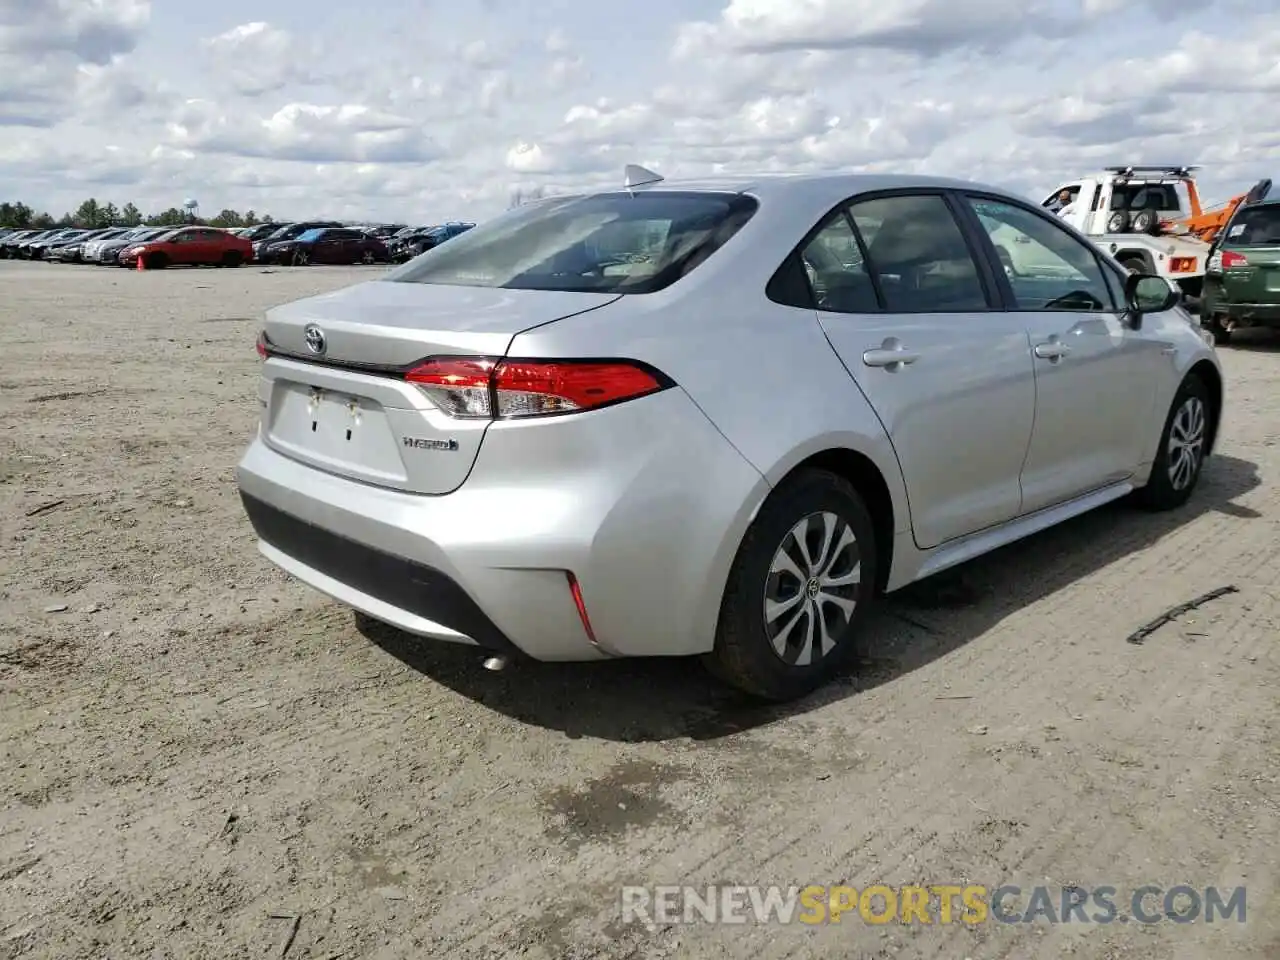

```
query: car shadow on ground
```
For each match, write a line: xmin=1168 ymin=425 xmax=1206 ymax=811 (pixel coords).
xmin=1222 ymin=328 xmax=1280 ymax=351
xmin=362 ymin=453 xmax=1262 ymax=743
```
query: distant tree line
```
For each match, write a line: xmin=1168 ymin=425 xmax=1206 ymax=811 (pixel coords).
xmin=0 ymin=198 xmax=275 ymax=230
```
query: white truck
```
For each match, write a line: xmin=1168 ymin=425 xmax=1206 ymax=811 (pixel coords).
xmin=1036 ymin=165 xmax=1213 ymax=298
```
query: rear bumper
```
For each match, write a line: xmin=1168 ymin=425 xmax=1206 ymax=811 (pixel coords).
xmin=1215 ymin=302 xmax=1280 ymax=325
xmin=234 ymin=387 xmax=769 ymax=661
xmin=240 ymin=491 xmax=524 ymax=655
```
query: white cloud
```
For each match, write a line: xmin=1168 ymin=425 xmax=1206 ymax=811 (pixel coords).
xmin=0 ymin=0 xmax=1276 ymax=225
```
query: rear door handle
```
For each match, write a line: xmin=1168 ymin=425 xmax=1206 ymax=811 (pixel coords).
xmin=1033 ymin=342 xmax=1071 ymax=360
xmin=862 ymin=347 xmax=921 ymax=368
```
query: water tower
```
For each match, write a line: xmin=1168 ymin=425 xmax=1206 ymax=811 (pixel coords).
xmin=183 ymin=198 xmax=199 ymax=222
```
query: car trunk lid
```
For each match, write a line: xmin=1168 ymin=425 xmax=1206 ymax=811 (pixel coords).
xmin=258 ymin=280 xmax=621 ymax=495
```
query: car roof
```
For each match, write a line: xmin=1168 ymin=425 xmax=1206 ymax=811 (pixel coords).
xmin=560 ymin=172 xmax=1019 ymax=208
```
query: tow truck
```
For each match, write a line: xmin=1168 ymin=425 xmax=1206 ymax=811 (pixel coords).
xmin=1039 ymin=165 xmax=1225 ymax=298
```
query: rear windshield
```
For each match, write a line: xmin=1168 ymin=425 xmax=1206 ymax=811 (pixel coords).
xmin=387 ymin=191 xmax=759 ymax=294
xmin=1107 ymin=183 xmax=1181 ymax=212
xmin=1223 ymin=205 xmax=1280 ymax=246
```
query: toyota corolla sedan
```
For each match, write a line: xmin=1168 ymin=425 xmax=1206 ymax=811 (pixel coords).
xmin=236 ymin=167 xmax=1224 ymax=701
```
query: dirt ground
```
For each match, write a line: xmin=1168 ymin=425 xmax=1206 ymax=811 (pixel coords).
xmin=1 ymin=259 xmax=1277 ymax=960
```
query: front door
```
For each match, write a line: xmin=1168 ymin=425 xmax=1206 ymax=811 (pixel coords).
xmin=960 ymin=193 xmax=1158 ymax=514
xmin=311 ymin=230 xmax=344 ymax=263
xmin=809 ymin=192 xmax=1038 ymax=549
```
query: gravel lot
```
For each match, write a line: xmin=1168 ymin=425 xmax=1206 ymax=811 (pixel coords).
xmin=1 ymin=260 xmax=1278 ymax=960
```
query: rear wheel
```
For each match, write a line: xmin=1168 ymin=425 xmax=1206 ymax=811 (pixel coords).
xmin=1133 ymin=373 xmax=1211 ymax=511
xmin=706 ymin=469 xmax=877 ymax=701
xmin=1117 ymin=253 xmax=1146 ymax=274
xmin=221 ymin=251 xmax=242 ymax=267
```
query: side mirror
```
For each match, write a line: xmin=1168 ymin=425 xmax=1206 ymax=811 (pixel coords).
xmin=1124 ymin=273 xmax=1180 ymax=320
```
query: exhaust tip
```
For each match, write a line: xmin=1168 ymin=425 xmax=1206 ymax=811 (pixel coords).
xmin=482 ymin=655 xmax=508 ymax=672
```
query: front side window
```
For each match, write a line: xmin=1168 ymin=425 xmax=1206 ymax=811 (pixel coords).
xmin=1043 ymin=186 xmax=1080 ymax=212
xmin=387 ymin=191 xmax=758 ymax=294
xmin=849 ymin=194 xmax=990 ymax=313
xmin=966 ymin=196 xmax=1117 ymax=311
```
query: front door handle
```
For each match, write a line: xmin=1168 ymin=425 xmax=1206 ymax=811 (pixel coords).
xmin=1033 ymin=341 xmax=1071 ymax=360
xmin=862 ymin=345 xmax=921 ymax=369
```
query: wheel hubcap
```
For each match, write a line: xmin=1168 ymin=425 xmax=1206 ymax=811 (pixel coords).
xmin=763 ymin=511 xmax=861 ymax=667
xmin=1167 ymin=396 xmax=1206 ymax=491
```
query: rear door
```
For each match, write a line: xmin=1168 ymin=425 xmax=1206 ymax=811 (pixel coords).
xmin=958 ymin=192 xmax=1158 ymax=513
xmin=333 ymin=229 xmax=364 ymax=262
xmin=808 ymin=190 xmax=1037 ymax=549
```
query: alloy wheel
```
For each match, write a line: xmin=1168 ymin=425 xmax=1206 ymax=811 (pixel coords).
xmin=762 ymin=512 xmax=861 ymax=667
xmin=1167 ymin=396 xmax=1206 ymax=491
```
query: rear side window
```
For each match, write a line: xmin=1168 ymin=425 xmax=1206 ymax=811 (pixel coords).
xmin=1222 ymin=205 xmax=1280 ymax=246
xmin=849 ymin=195 xmax=991 ymax=312
xmin=796 ymin=214 xmax=879 ymax=313
xmin=387 ymin=191 xmax=759 ymax=294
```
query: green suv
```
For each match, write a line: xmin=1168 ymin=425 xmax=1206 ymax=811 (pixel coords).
xmin=1201 ymin=197 xmax=1280 ymax=344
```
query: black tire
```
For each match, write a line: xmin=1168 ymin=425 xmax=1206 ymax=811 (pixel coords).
xmin=143 ymin=252 xmax=167 ymax=270
xmin=1131 ymin=209 xmax=1159 ymax=235
xmin=1107 ymin=210 xmax=1130 ymax=233
xmin=221 ymin=251 xmax=242 ymax=267
xmin=1206 ymin=313 xmax=1232 ymax=345
xmin=705 ymin=469 xmax=878 ymax=702
xmin=1132 ymin=374 xmax=1212 ymax=512
xmin=361 ymin=249 xmax=376 ymax=265
xmin=292 ymin=249 xmax=309 ymax=267
xmin=1117 ymin=254 xmax=1146 ymax=274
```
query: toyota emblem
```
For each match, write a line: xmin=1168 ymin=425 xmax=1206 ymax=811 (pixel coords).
xmin=303 ymin=324 xmax=326 ymax=356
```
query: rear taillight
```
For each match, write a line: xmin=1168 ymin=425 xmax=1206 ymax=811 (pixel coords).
xmin=1221 ymin=250 xmax=1249 ymax=269
xmin=255 ymin=331 xmax=267 ymax=358
xmin=404 ymin=357 xmax=670 ymax=420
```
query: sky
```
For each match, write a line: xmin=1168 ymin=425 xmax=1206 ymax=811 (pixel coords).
xmin=1 ymin=0 xmax=1278 ymax=224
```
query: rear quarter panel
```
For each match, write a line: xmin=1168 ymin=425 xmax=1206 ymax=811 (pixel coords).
xmin=504 ymin=196 xmax=912 ymax=636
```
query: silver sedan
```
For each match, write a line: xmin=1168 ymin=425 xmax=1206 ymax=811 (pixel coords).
xmin=235 ymin=167 xmax=1223 ymax=701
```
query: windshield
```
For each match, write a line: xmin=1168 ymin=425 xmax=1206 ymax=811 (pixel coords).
xmin=387 ymin=191 xmax=758 ymax=294
xmin=1223 ymin=205 xmax=1280 ymax=246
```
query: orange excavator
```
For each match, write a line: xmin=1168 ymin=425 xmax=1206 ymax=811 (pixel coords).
xmin=1160 ymin=176 xmax=1273 ymax=244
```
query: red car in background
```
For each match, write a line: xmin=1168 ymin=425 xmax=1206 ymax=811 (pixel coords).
xmin=118 ymin=227 xmax=254 ymax=269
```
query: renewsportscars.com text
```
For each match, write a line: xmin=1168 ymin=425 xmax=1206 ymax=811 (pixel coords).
xmin=619 ymin=883 xmax=1247 ymax=928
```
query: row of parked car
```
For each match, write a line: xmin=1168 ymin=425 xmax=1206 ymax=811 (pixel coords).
xmin=0 ymin=220 xmax=476 ymax=269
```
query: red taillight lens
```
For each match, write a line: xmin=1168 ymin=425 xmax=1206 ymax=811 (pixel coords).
xmin=404 ymin=356 xmax=668 ymax=419
xmin=255 ymin=331 xmax=268 ymax=358
xmin=1221 ymin=250 xmax=1249 ymax=269
xmin=405 ymin=357 xmax=497 ymax=418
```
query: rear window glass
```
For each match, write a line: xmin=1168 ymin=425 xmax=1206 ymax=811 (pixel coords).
xmin=387 ymin=191 xmax=759 ymax=294
xmin=1223 ymin=205 xmax=1280 ymax=246
xmin=297 ymin=229 xmax=326 ymax=242
xmin=1108 ymin=183 xmax=1181 ymax=212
